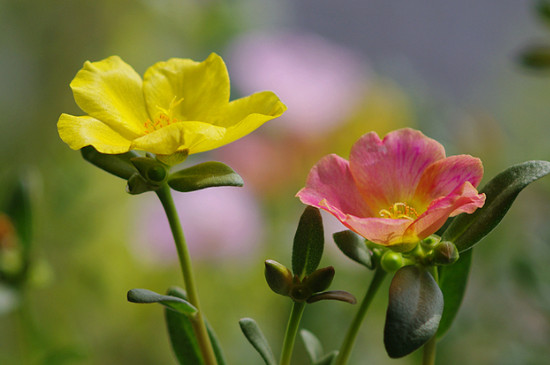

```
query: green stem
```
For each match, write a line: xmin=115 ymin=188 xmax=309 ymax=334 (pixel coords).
xmin=335 ymin=268 xmax=387 ymax=365
xmin=156 ymin=185 xmax=217 ymax=365
xmin=279 ymin=301 xmax=306 ymax=365
xmin=422 ymin=266 xmax=439 ymax=365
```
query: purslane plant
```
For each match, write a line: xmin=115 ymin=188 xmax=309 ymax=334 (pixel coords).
xmin=57 ymin=54 xmax=550 ymax=365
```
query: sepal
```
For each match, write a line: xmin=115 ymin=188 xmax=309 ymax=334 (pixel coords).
xmin=80 ymin=146 xmax=139 ymax=180
xmin=168 ymin=161 xmax=244 ymax=192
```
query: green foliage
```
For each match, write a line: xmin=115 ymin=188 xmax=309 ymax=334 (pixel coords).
xmin=127 ymin=288 xmax=197 ymax=315
xmin=239 ymin=318 xmax=277 ymax=365
xmin=519 ymin=45 xmax=550 ymax=70
xmin=292 ymin=206 xmax=324 ymax=279
xmin=300 ymin=329 xmax=338 ymax=365
xmin=80 ymin=146 xmax=139 ymax=180
xmin=437 ymin=249 xmax=473 ymax=339
xmin=168 ymin=161 xmax=244 ymax=192
xmin=333 ymin=230 xmax=373 ymax=269
xmin=383 ymin=266 xmax=443 ymax=358
xmin=442 ymin=160 xmax=550 ymax=252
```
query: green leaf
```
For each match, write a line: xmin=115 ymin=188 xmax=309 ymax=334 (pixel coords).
xmin=165 ymin=287 xmax=227 ymax=365
xmin=384 ymin=266 xmax=443 ymax=358
xmin=127 ymin=288 xmax=197 ymax=315
xmin=306 ymin=290 xmax=357 ymax=304
xmin=300 ymin=329 xmax=324 ymax=364
xmin=4 ymin=172 xmax=36 ymax=252
xmin=332 ymin=230 xmax=372 ymax=269
xmin=314 ymin=351 xmax=338 ymax=365
xmin=239 ymin=318 xmax=276 ymax=365
xmin=536 ymin=0 xmax=550 ymax=26
xmin=442 ymin=160 xmax=550 ymax=252
xmin=80 ymin=146 xmax=139 ymax=180
xmin=437 ymin=249 xmax=473 ymax=339
xmin=519 ymin=45 xmax=550 ymax=71
xmin=292 ymin=206 xmax=324 ymax=279
xmin=168 ymin=161 xmax=243 ymax=192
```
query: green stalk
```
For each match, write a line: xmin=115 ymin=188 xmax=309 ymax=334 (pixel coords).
xmin=422 ymin=266 xmax=439 ymax=365
xmin=279 ymin=301 xmax=306 ymax=365
xmin=335 ymin=268 xmax=387 ymax=365
xmin=156 ymin=184 xmax=217 ymax=365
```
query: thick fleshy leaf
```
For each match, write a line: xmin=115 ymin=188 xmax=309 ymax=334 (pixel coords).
xmin=80 ymin=146 xmax=139 ymax=180
xmin=165 ymin=287 xmax=226 ymax=365
xmin=349 ymin=128 xmax=445 ymax=210
xmin=168 ymin=161 xmax=243 ymax=192
xmin=239 ymin=318 xmax=276 ymax=365
xmin=58 ymin=114 xmax=132 ymax=154
xmin=127 ymin=288 xmax=197 ymax=315
xmin=333 ymin=230 xmax=372 ymax=268
xmin=306 ymin=290 xmax=357 ymax=304
xmin=143 ymin=54 xmax=230 ymax=122
xmin=384 ymin=266 xmax=443 ymax=358
xmin=70 ymin=56 xmax=148 ymax=137
xmin=292 ymin=206 xmax=324 ymax=279
xmin=442 ymin=160 xmax=550 ymax=252
xmin=437 ymin=249 xmax=473 ymax=339
xmin=300 ymin=329 xmax=324 ymax=364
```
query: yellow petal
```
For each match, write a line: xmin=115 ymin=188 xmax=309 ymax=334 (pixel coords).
xmin=57 ymin=114 xmax=132 ymax=154
xmin=70 ymin=56 xmax=149 ymax=138
xmin=205 ymin=91 xmax=286 ymax=149
xmin=142 ymin=53 xmax=230 ymax=122
xmin=131 ymin=122 xmax=226 ymax=155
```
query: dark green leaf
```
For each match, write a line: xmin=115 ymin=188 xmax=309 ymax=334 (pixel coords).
xmin=239 ymin=318 xmax=276 ymax=365
xmin=127 ymin=288 xmax=197 ymax=315
xmin=384 ymin=266 xmax=443 ymax=358
xmin=80 ymin=146 xmax=139 ymax=180
xmin=519 ymin=45 xmax=550 ymax=70
xmin=536 ymin=0 xmax=550 ymax=26
xmin=292 ymin=206 xmax=324 ymax=279
xmin=300 ymin=329 xmax=323 ymax=364
xmin=442 ymin=160 xmax=550 ymax=252
xmin=333 ymin=230 xmax=372 ymax=269
xmin=165 ymin=287 xmax=227 ymax=365
xmin=4 ymin=172 xmax=35 ymax=251
xmin=264 ymin=260 xmax=293 ymax=296
xmin=437 ymin=249 xmax=473 ymax=339
xmin=302 ymin=266 xmax=335 ymax=293
xmin=168 ymin=161 xmax=243 ymax=192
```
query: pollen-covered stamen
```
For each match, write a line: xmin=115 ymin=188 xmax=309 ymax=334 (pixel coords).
xmin=379 ymin=202 xmax=419 ymax=220
xmin=144 ymin=96 xmax=184 ymax=134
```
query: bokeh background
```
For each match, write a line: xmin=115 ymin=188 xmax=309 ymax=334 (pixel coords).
xmin=1 ymin=0 xmax=550 ymax=364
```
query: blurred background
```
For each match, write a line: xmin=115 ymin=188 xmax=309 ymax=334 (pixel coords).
xmin=1 ymin=0 xmax=550 ymax=364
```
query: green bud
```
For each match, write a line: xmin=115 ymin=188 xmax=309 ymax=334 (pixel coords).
xmin=433 ymin=241 xmax=459 ymax=265
xmin=421 ymin=235 xmax=441 ymax=250
xmin=130 ymin=157 xmax=167 ymax=184
xmin=302 ymin=266 xmax=335 ymax=293
xmin=264 ymin=260 xmax=293 ymax=296
xmin=290 ymin=284 xmax=313 ymax=302
xmin=126 ymin=173 xmax=155 ymax=195
xmin=381 ymin=251 xmax=405 ymax=272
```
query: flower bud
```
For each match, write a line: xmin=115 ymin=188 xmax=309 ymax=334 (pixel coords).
xmin=302 ymin=266 xmax=335 ymax=293
xmin=290 ymin=284 xmax=313 ymax=302
xmin=381 ymin=251 xmax=404 ymax=272
xmin=131 ymin=157 xmax=168 ymax=185
xmin=264 ymin=260 xmax=293 ymax=296
xmin=421 ymin=235 xmax=441 ymax=250
xmin=433 ymin=241 xmax=459 ymax=265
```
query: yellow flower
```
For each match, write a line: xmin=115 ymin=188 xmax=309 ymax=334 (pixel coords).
xmin=58 ymin=53 xmax=286 ymax=156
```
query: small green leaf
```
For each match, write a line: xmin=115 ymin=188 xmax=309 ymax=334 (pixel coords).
xmin=4 ymin=172 xmax=36 ymax=251
xmin=168 ymin=161 xmax=244 ymax=192
xmin=300 ymin=329 xmax=324 ymax=363
xmin=315 ymin=351 xmax=338 ymax=365
xmin=437 ymin=249 xmax=473 ymax=339
xmin=127 ymin=288 xmax=197 ymax=315
xmin=306 ymin=290 xmax=357 ymax=305
xmin=302 ymin=266 xmax=335 ymax=294
xmin=165 ymin=287 xmax=227 ymax=365
xmin=384 ymin=266 xmax=443 ymax=358
xmin=519 ymin=45 xmax=550 ymax=70
xmin=292 ymin=206 xmax=324 ymax=279
xmin=333 ymin=230 xmax=372 ymax=269
xmin=442 ymin=160 xmax=550 ymax=252
xmin=239 ymin=318 xmax=276 ymax=365
xmin=80 ymin=146 xmax=139 ymax=180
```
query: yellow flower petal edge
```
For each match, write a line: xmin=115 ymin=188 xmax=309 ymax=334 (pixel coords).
xmin=58 ymin=53 xmax=286 ymax=156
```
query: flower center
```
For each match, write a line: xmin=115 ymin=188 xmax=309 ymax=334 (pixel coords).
xmin=379 ymin=202 xmax=418 ymax=220
xmin=144 ymin=96 xmax=184 ymax=134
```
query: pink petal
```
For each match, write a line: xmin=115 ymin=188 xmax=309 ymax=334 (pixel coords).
xmin=342 ymin=215 xmax=417 ymax=246
xmin=349 ymin=128 xmax=446 ymax=211
xmin=296 ymin=154 xmax=373 ymax=221
xmin=406 ymin=181 xmax=486 ymax=240
xmin=413 ymin=154 xmax=484 ymax=210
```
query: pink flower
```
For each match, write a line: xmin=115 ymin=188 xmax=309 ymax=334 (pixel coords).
xmin=297 ymin=128 xmax=486 ymax=250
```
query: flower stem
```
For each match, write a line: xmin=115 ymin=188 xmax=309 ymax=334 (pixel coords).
xmin=156 ymin=185 xmax=217 ymax=365
xmin=335 ymin=268 xmax=387 ymax=365
xmin=279 ymin=301 xmax=306 ymax=365
xmin=422 ymin=266 xmax=439 ymax=365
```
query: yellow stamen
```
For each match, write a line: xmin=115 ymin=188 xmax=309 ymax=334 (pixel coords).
xmin=144 ymin=96 xmax=184 ymax=134
xmin=379 ymin=202 xmax=418 ymax=220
